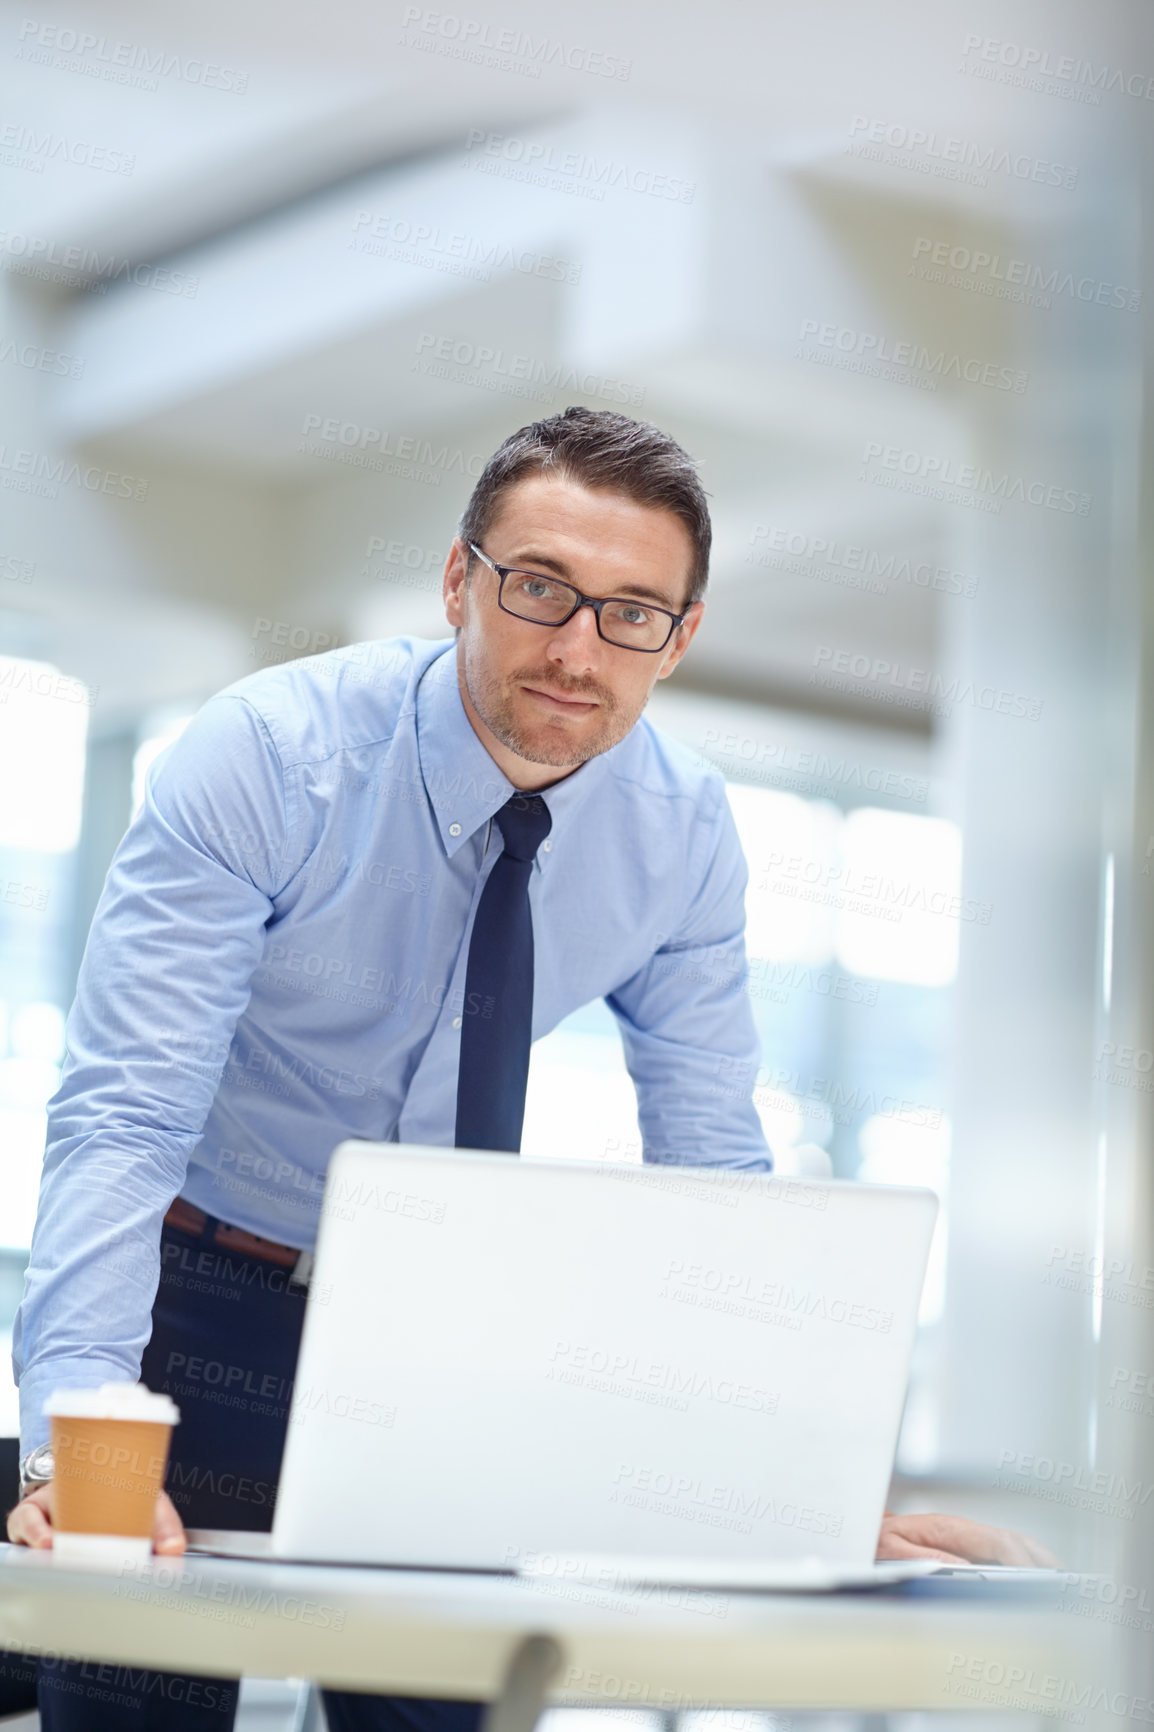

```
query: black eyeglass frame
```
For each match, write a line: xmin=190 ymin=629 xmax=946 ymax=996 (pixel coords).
xmin=467 ymin=542 xmax=688 ymax=654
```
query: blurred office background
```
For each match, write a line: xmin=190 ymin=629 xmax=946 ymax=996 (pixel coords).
xmin=2 ymin=0 xmax=1154 ymax=1723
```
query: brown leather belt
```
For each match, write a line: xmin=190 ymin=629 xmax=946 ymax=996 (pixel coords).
xmin=164 ymin=1196 xmax=302 ymax=1271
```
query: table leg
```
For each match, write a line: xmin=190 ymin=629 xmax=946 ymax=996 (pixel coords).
xmin=481 ymin=1634 xmax=564 ymax=1732
xmin=292 ymin=1681 xmax=325 ymax=1732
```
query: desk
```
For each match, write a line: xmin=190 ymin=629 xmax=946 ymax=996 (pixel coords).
xmin=0 ymin=1545 xmax=1107 ymax=1724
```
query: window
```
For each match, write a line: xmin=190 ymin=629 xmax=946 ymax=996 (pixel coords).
xmin=523 ymin=774 xmax=956 ymax=1466
xmin=0 ymin=658 xmax=90 ymax=1434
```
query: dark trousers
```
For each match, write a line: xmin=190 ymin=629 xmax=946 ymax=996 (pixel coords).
xmin=30 ymin=1212 xmax=488 ymax=1732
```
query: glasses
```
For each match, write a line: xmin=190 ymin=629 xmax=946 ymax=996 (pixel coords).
xmin=468 ymin=543 xmax=686 ymax=654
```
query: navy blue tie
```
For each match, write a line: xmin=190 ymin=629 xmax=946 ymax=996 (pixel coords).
xmin=455 ymin=793 xmax=553 ymax=1153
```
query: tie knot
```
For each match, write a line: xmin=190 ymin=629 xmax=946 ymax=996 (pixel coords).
xmin=494 ymin=793 xmax=552 ymax=863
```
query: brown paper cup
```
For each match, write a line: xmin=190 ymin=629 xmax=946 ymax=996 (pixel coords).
xmin=45 ymin=1384 xmax=179 ymax=1569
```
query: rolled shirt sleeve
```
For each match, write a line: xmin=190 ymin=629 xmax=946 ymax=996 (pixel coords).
xmin=12 ymin=695 xmax=290 ymax=1452
xmin=606 ymin=779 xmax=771 ymax=1171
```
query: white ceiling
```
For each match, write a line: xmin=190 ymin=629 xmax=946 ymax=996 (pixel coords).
xmin=0 ymin=0 xmax=1142 ymax=732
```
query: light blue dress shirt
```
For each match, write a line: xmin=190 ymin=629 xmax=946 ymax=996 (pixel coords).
xmin=14 ymin=636 xmax=770 ymax=1448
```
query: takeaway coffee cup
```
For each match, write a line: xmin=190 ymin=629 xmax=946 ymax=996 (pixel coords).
xmin=44 ymin=1383 xmax=180 ymax=1568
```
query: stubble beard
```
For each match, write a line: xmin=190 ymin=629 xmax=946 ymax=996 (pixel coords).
xmin=464 ymin=653 xmax=633 ymax=768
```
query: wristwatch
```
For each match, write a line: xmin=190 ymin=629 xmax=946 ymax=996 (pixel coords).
xmin=18 ymin=1442 xmax=54 ymax=1499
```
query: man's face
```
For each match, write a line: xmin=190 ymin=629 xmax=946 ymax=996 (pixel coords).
xmin=443 ymin=474 xmax=704 ymax=784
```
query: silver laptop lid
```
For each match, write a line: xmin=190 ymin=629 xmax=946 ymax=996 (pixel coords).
xmin=272 ymin=1145 xmax=936 ymax=1569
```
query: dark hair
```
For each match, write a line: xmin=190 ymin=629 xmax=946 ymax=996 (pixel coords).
xmin=458 ymin=406 xmax=711 ymax=608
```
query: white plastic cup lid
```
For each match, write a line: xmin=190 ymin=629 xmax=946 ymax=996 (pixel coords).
xmin=45 ymin=1382 xmax=180 ymax=1425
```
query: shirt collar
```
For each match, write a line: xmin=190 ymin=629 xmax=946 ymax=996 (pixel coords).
xmin=416 ymin=642 xmax=622 ymax=860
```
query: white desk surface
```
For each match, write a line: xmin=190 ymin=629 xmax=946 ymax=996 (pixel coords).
xmin=0 ymin=1544 xmax=1103 ymax=1712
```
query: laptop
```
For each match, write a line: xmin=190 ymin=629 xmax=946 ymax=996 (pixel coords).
xmin=209 ymin=1142 xmax=938 ymax=1583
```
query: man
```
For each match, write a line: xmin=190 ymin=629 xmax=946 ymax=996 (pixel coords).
xmin=7 ymin=407 xmax=1054 ymax=1730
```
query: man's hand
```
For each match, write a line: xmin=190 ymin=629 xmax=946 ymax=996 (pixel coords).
xmin=877 ymin=1510 xmax=1060 ymax=1567
xmin=6 ymin=1483 xmax=188 ymax=1556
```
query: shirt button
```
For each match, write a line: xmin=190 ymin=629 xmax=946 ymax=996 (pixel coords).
xmin=542 ymin=839 xmax=552 ymax=852
xmin=448 ymin=823 xmax=461 ymax=837
xmin=451 ymin=1016 xmax=462 ymax=1029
